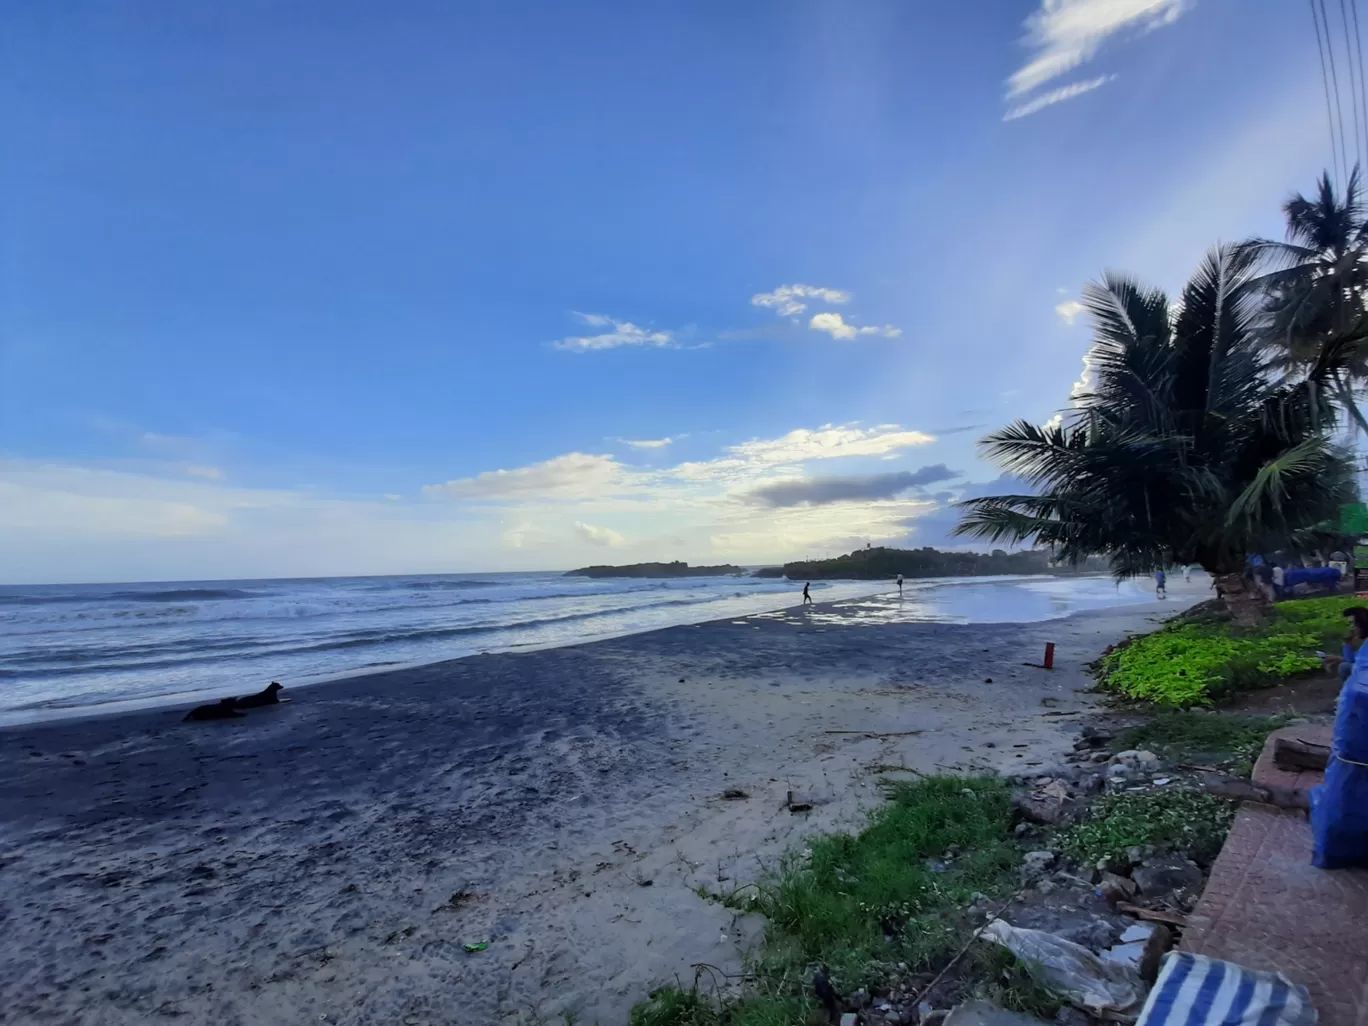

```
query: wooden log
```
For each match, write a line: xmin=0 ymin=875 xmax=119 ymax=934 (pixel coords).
xmin=1117 ymin=902 xmax=1189 ymax=928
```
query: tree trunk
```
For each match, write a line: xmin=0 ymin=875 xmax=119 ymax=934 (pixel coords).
xmin=1212 ymin=570 xmax=1268 ymax=625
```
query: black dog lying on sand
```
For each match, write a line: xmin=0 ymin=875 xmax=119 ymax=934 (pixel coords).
xmin=183 ymin=683 xmax=286 ymax=722
xmin=235 ymin=681 xmax=285 ymax=708
xmin=183 ymin=698 xmax=245 ymax=722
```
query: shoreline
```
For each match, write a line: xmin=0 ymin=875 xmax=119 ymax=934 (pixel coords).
xmin=1 ymin=571 xmax=1164 ymax=731
xmin=0 ymin=583 xmax=891 ymax=730
xmin=0 ymin=585 xmax=1205 ymax=1026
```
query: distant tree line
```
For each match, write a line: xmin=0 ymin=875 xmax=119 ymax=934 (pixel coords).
xmin=753 ymin=545 xmax=1109 ymax=581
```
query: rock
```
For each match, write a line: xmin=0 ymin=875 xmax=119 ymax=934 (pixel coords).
xmin=1131 ymin=857 xmax=1203 ymax=899
xmin=1097 ymin=871 xmax=1138 ymax=903
xmin=1055 ymin=1008 xmax=1091 ymax=1026
xmin=1036 ymin=880 xmax=1056 ymax=895
xmin=1124 ymin=846 xmax=1146 ymax=866
xmin=842 ymin=1015 xmax=859 ymax=1026
xmin=1011 ymin=791 xmax=1069 ymax=826
xmin=1090 ymin=751 xmax=1111 ymax=763
xmin=1075 ymin=726 xmax=1113 ymax=750
xmin=1023 ymin=850 xmax=1057 ymax=875
xmin=1014 ymin=822 xmax=1037 ymax=838
xmin=944 ymin=999 xmax=1054 ymax=1026
xmin=1055 ymin=917 xmax=1117 ymax=951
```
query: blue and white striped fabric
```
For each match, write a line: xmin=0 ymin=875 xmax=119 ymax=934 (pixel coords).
xmin=1137 ymin=953 xmax=1317 ymax=1026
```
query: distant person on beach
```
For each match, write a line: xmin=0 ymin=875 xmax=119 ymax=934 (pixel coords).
xmin=802 ymin=582 xmax=812 ymax=605
xmin=1184 ymin=565 xmax=1192 ymax=583
xmin=1155 ymin=569 xmax=1167 ymax=599
xmin=896 ymin=573 xmax=903 ymax=596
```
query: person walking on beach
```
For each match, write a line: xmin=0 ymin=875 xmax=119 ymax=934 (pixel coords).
xmin=896 ymin=573 xmax=903 ymax=596
xmin=1184 ymin=565 xmax=1192 ymax=583
xmin=1155 ymin=568 xmax=1167 ymax=599
xmin=802 ymin=582 xmax=813 ymax=605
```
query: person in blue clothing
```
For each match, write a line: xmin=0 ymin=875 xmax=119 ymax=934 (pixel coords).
xmin=1311 ymin=604 xmax=1368 ymax=867
xmin=1154 ymin=568 xmax=1167 ymax=599
xmin=1324 ymin=606 xmax=1368 ymax=681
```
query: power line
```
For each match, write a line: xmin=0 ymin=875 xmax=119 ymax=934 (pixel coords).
xmin=1340 ymin=0 xmax=1364 ymax=173
xmin=1323 ymin=0 xmax=1353 ymax=182
xmin=1314 ymin=0 xmax=1345 ymax=182
xmin=1350 ymin=0 xmax=1368 ymax=176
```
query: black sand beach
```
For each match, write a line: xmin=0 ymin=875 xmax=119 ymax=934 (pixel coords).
xmin=0 ymin=591 xmax=1200 ymax=1026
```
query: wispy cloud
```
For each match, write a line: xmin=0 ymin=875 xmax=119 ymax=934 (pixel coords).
xmin=1005 ymin=0 xmax=1187 ymax=118
xmin=751 ymin=284 xmax=851 ymax=318
xmin=1004 ymin=74 xmax=1112 ymax=121
xmin=1054 ymin=298 xmax=1086 ymax=324
xmin=741 ymin=464 xmax=962 ymax=508
xmin=808 ymin=312 xmax=902 ymax=341
xmin=424 ymin=452 xmax=630 ymax=501
xmin=574 ymin=521 xmax=626 ymax=547
xmin=553 ymin=313 xmax=674 ymax=352
xmin=184 ymin=464 xmax=224 ymax=480
xmin=619 ymin=437 xmax=674 ymax=449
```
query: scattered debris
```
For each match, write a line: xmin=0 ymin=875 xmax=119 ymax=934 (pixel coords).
xmin=786 ymin=790 xmax=813 ymax=813
xmin=461 ymin=942 xmax=488 ymax=953
xmin=1116 ymin=903 xmax=1189 ymax=928
xmin=720 ymin=788 xmax=749 ymax=800
xmin=980 ymin=919 xmax=1146 ymax=1018
xmin=1130 ymin=856 xmax=1203 ymax=900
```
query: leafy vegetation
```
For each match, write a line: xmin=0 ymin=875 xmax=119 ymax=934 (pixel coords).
xmin=1118 ymin=711 xmax=1288 ymax=774
xmin=755 ymin=545 xmax=1108 ymax=581
xmin=1099 ymin=595 xmax=1357 ymax=706
xmin=954 ymin=243 xmax=1358 ymax=621
xmin=1061 ymin=788 xmax=1237 ymax=868
xmin=631 ymin=776 xmax=1025 ymax=1024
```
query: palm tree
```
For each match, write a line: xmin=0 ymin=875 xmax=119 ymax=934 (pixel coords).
xmin=1241 ymin=166 xmax=1368 ymax=433
xmin=955 ymin=244 xmax=1357 ymax=621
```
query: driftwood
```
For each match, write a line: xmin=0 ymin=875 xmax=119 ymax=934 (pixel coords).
xmin=823 ymin=729 xmax=927 ymax=737
xmin=1117 ymin=902 xmax=1189 ymax=928
xmin=1272 ymin=737 xmax=1331 ymax=772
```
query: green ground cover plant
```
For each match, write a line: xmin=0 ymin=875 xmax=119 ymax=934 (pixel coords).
xmin=631 ymin=776 xmax=1028 ymax=1026
xmin=1061 ymin=787 xmax=1237 ymax=867
xmin=1117 ymin=711 xmax=1288 ymax=774
xmin=1099 ymin=595 xmax=1359 ymax=707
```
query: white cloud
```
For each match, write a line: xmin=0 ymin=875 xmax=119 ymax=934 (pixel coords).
xmin=574 ymin=521 xmax=626 ymax=547
xmin=185 ymin=464 xmax=224 ymax=480
xmin=672 ymin=424 xmax=935 ymax=483
xmin=424 ymin=452 xmax=629 ymax=501
xmin=1004 ymin=75 xmax=1112 ymax=121
xmin=553 ymin=313 xmax=674 ymax=352
xmin=1006 ymin=0 xmax=1187 ymax=117
xmin=751 ymin=284 xmax=851 ymax=318
xmin=1054 ymin=299 xmax=1086 ymax=324
xmin=808 ymin=312 xmax=902 ymax=340
xmin=620 ymin=437 xmax=673 ymax=449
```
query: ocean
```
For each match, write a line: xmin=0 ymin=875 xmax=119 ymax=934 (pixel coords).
xmin=0 ymin=571 xmax=1157 ymax=724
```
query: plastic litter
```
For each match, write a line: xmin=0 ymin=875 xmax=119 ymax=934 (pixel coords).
xmin=462 ymin=942 xmax=488 ymax=953
xmin=1311 ymin=679 xmax=1368 ymax=868
xmin=1136 ymin=952 xmax=1314 ymax=1026
xmin=979 ymin=919 xmax=1145 ymax=1018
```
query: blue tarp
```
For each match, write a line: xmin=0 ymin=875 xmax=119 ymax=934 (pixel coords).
xmin=1310 ymin=678 xmax=1368 ymax=869
xmin=1282 ymin=566 xmax=1342 ymax=591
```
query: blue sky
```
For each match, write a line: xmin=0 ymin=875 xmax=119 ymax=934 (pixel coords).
xmin=0 ymin=0 xmax=1345 ymax=583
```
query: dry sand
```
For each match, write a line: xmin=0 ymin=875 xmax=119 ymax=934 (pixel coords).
xmin=0 ymin=584 xmax=1205 ymax=1026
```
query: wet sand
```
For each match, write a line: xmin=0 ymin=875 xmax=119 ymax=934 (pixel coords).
xmin=0 ymin=586 xmax=1203 ymax=1026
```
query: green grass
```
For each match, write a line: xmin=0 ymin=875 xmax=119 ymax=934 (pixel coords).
xmin=630 ymin=776 xmax=1026 ymax=1025
xmin=1117 ymin=711 xmax=1288 ymax=775
xmin=1099 ymin=594 xmax=1359 ymax=707
xmin=1061 ymin=787 xmax=1237 ymax=867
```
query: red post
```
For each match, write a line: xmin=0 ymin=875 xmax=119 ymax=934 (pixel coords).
xmin=1043 ymin=642 xmax=1055 ymax=670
